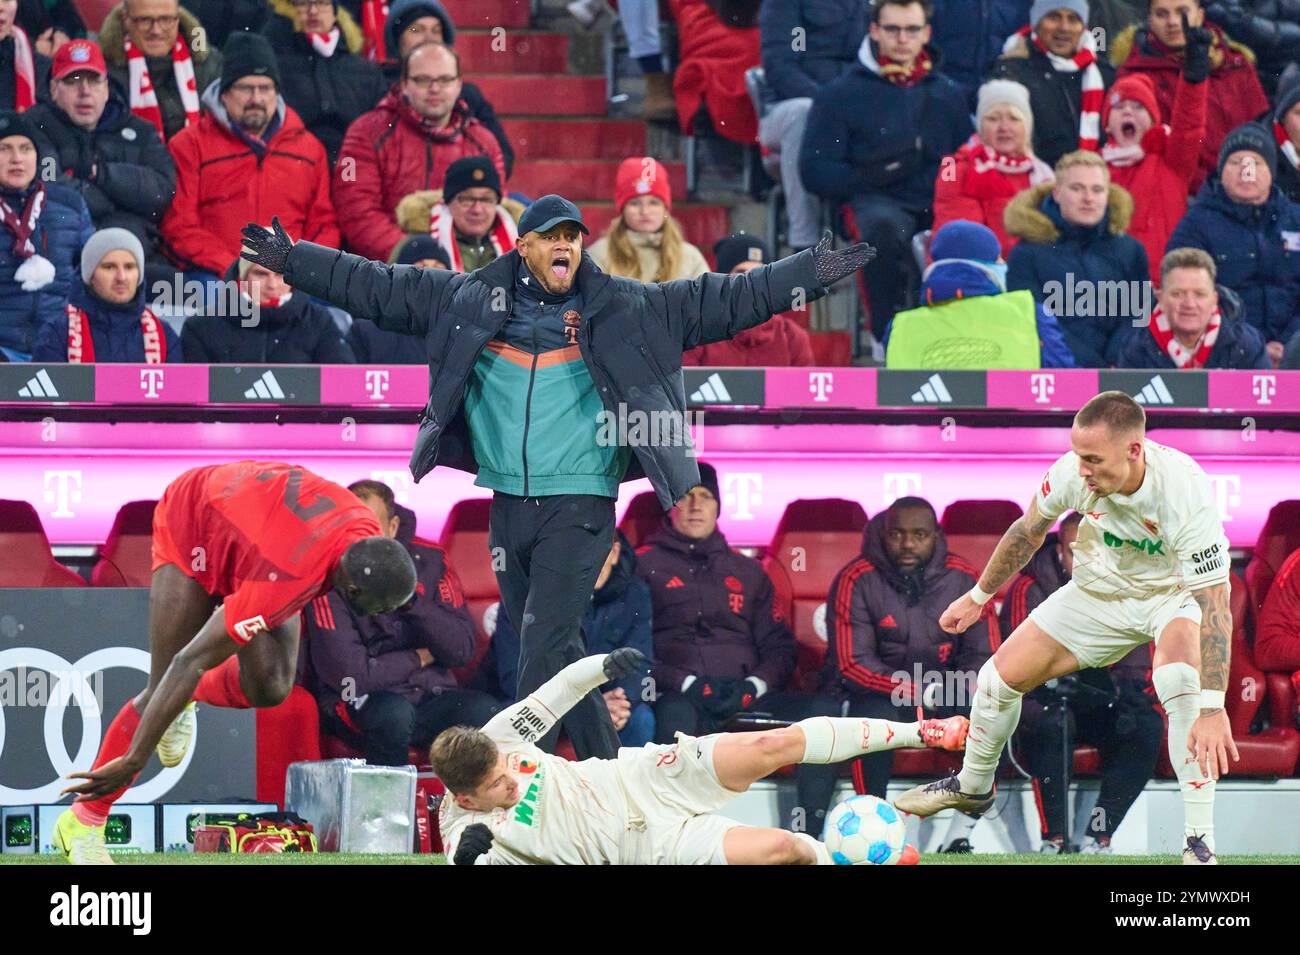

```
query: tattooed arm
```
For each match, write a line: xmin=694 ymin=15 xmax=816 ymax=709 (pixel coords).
xmin=1191 ymin=582 xmax=1232 ymax=713
xmin=940 ymin=495 xmax=1054 ymax=635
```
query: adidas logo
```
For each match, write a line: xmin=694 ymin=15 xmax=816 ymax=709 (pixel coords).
xmin=910 ymin=373 xmax=952 ymax=404
xmin=1133 ymin=375 xmax=1174 ymax=405
xmin=18 ymin=369 xmax=58 ymax=398
xmin=878 ymin=614 xmax=898 ymax=628
xmin=666 ymin=576 xmax=685 ymax=589
xmin=689 ymin=373 xmax=732 ymax=403
xmin=243 ymin=371 xmax=285 ymax=400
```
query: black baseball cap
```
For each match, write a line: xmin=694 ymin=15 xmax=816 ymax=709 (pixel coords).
xmin=517 ymin=194 xmax=588 ymax=236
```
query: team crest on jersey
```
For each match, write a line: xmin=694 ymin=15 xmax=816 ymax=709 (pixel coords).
xmin=1142 ymin=518 xmax=1159 ymax=535
xmin=233 ymin=615 xmax=268 ymax=640
xmin=1040 ymin=477 xmax=1051 ymax=498
xmin=724 ymin=576 xmax=744 ymax=593
xmin=508 ymin=753 xmax=538 ymax=775
xmin=563 ymin=309 xmax=582 ymax=345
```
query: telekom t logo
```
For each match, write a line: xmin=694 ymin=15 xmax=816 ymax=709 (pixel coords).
xmin=723 ymin=473 xmax=762 ymax=521
xmin=1205 ymin=474 xmax=1241 ymax=523
xmin=139 ymin=368 xmax=165 ymax=399
xmin=809 ymin=372 xmax=834 ymax=403
xmin=44 ymin=470 xmax=83 ymax=518
xmin=882 ymin=472 xmax=922 ymax=507
xmin=369 ymin=469 xmax=410 ymax=505
xmin=365 ymin=370 xmax=390 ymax=401
xmin=1030 ymin=373 xmax=1055 ymax=404
xmin=1252 ymin=374 xmax=1277 ymax=405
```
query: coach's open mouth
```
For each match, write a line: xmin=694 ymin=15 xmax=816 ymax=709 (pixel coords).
xmin=551 ymin=253 xmax=571 ymax=280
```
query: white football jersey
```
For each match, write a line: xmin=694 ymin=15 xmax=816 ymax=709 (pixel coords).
xmin=1036 ymin=439 xmax=1230 ymax=598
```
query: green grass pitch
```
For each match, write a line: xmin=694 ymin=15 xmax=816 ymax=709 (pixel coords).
xmin=3 ymin=853 xmax=1295 ymax=864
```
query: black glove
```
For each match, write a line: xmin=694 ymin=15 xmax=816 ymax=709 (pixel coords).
xmin=453 ymin=823 xmax=494 ymax=866
xmin=239 ymin=216 xmax=294 ymax=275
xmin=1181 ymin=11 xmax=1213 ymax=84
xmin=684 ymin=677 xmax=723 ymax=714
xmin=603 ymin=647 xmax=645 ymax=682
xmin=811 ymin=229 xmax=876 ymax=288
xmin=713 ymin=677 xmax=761 ymax=715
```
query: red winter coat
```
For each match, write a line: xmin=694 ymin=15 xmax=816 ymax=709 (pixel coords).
xmin=932 ymin=139 xmax=1048 ymax=257
xmin=1106 ymin=75 xmax=1208 ymax=284
xmin=334 ymin=88 xmax=506 ymax=261
xmin=161 ymin=100 xmax=340 ymax=275
xmin=1111 ymin=22 xmax=1269 ymax=194
xmin=1254 ymin=548 xmax=1300 ymax=673
xmin=667 ymin=0 xmax=760 ymax=144
xmin=682 ymin=311 xmax=814 ymax=366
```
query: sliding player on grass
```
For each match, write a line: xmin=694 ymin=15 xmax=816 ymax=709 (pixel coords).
xmin=895 ymin=391 xmax=1237 ymax=864
xmin=434 ymin=648 xmax=969 ymax=865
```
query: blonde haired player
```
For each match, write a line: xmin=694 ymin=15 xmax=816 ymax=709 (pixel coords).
xmin=433 ymin=648 xmax=969 ymax=865
xmin=896 ymin=391 xmax=1237 ymax=863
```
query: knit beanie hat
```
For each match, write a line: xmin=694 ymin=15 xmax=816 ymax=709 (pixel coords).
xmin=1102 ymin=73 xmax=1161 ymax=131
xmin=1029 ymin=0 xmax=1088 ymax=27
xmin=693 ymin=462 xmax=720 ymax=501
xmin=929 ymin=220 xmax=1001 ymax=265
xmin=392 ymin=234 xmax=450 ymax=267
xmin=976 ymin=79 xmax=1034 ymax=140
xmin=221 ymin=32 xmax=282 ymax=92
xmin=614 ymin=156 xmax=673 ymax=212
xmin=1275 ymin=70 xmax=1300 ymax=124
xmin=1217 ymin=122 xmax=1278 ymax=179
xmin=80 ymin=228 xmax=145 ymax=285
xmin=443 ymin=155 xmax=502 ymax=203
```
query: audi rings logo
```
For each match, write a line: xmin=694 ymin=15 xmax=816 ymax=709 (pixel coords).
xmin=0 ymin=647 xmax=196 ymax=804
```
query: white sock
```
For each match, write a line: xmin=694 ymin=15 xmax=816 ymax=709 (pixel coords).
xmin=943 ymin=810 xmax=980 ymax=846
xmin=1153 ymin=662 xmax=1215 ymax=853
xmin=796 ymin=716 xmax=922 ymax=763
xmin=792 ymin=830 xmax=833 ymax=865
xmin=958 ymin=658 xmax=1023 ymax=794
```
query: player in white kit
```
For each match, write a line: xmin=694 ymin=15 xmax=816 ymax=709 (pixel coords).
xmin=435 ymin=648 xmax=970 ymax=865
xmin=895 ymin=391 xmax=1238 ymax=863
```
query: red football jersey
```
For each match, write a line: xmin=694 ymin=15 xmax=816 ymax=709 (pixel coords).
xmin=153 ymin=461 xmax=382 ymax=642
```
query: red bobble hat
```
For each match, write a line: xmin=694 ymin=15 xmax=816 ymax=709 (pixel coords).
xmin=613 ymin=156 xmax=673 ymax=213
xmin=1102 ymin=73 xmax=1162 ymax=131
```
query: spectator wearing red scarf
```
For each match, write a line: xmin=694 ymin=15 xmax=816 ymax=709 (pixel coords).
xmin=934 ymin=79 xmax=1054 ymax=257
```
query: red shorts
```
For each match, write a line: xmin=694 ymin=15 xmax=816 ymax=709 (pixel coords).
xmin=150 ymin=482 xmax=189 ymax=576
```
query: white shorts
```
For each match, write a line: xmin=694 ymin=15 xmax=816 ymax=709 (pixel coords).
xmin=1029 ymin=580 xmax=1202 ymax=670
xmin=616 ymin=732 xmax=745 ymax=865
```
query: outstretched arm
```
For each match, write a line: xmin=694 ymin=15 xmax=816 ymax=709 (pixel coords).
xmin=481 ymin=650 xmax=645 ymax=747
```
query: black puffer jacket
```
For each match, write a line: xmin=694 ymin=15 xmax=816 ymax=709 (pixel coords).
xmin=636 ymin=523 xmax=796 ymax=693
xmin=181 ymin=288 xmax=356 ymax=364
xmin=26 ymin=95 xmax=175 ymax=253
xmin=1206 ymin=0 xmax=1300 ymax=92
xmin=821 ymin=511 xmax=997 ymax=700
xmin=282 ymin=241 xmax=825 ymax=508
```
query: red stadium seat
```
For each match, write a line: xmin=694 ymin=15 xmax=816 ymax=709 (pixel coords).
xmin=91 ymin=500 xmax=157 ymax=587
xmin=0 ymin=500 xmax=85 ymax=587
xmin=1245 ymin=501 xmax=1300 ymax=612
xmin=761 ymin=499 xmax=869 ymax=692
xmin=618 ymin=491 xmax=665 ymax=550
xmin=940 ymin=500 xmax=1024 ymax=602
xmin=439 ymin=499 xmax=498 ymax=684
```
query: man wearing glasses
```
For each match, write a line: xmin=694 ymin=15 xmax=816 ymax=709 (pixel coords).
xmin=26 ymin=39 xmax=176 ymax=280
xmin=336 ymin=40 xmax=505 ymax=262
xmin=99 ymin=0 xmax=224 ymax=142
xmin=159 ymin=31 xmax=340 ymax=280
xmin=397 ymin=155 xmax=519 ymax=273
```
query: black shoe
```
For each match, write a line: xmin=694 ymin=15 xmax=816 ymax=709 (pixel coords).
xmin=1182 ymin=834 xmax=1217 ymax=865
xmin=941 ymin=838 xmax=974 ymax=854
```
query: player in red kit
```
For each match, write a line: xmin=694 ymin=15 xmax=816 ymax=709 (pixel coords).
xmin=55 ymin=461 xmax=418 ymax=864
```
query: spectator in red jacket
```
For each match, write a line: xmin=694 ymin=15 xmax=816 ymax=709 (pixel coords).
xmin=334 ymin=40 xmax=505 ymax=262
xmin=1102 ymin=18 xmax=1209 ymax=283
xmin=683 ymin=234 xmax=815 ymax=366
xmin=1254 ymin=548 xmax=1300 ymax=676
xmin=933 ymin=79 xmax=1055 ymax=257
xmin=1109 ymin=0 xmax=1269 ymax=193
xmin=822 ymin=495 xmax=996 ymax=851
xmin=306 ymin=479 xmax=499 ymax=767
xmin=159 ymin=32 xmax=340 ymax=278
xmin=1001 ymin=511 xmax=1163 ymax=854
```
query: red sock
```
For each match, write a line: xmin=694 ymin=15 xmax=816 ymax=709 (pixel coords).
xmin=71 ymin=700 xmax=142 ymax=828
xmin=192 ymin=656 xmax=251 ymax=708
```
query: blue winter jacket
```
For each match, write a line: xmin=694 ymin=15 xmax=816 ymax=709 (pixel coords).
xmin=32 ymin=282 xmax=181 ymax=363
xmin=930 ymin=0 xmax=1032 ymax=105
xmin=1114 ymin=285 xmax=1271 ymax=370
xmin=0 ymin=182 xmax=94 ymax=357
xmin=1166 ymin=178 xmax=1300 ymax=346
xmin=759 ymin=0 xmax=870 ymax=102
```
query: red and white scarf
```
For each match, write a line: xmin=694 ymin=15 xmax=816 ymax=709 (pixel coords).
xmin=7 ymin=23 xmax=35 ymax=111
xmin=1008 ymin=26 xmax=1104 ymax=151
xmin=968 ymin=135 xmax=1055 ymax=184
xmin=308 ymin=27 xmax=341 ymax=58
xmin=361 ymin=0 xmax=389 ymax=62
xmin=0 ymin=179 xmax=45 ymax=257
xmin=1273 ymin=120 xmax=1300 ymax=172
xmin=1148 ymin=303 xmax=1220 ymax=368
xmin=65 ymin=302 xmax=166 ymax=364
xmin=126 ymin=35 xmax=200 ymax=137
xmin=430 ymin=202 xmax=518 ymax=272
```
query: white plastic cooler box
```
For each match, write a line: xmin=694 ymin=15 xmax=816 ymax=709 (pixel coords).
xmin=285 ymin=759 xmax=418 ymax=853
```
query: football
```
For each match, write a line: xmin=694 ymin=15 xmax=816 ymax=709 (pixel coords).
xmin=823 ymin=795 xmax=911 ymax=866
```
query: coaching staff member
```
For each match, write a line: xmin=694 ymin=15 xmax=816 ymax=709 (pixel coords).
xmin=240 ymin=196 xmax=874 ymax=759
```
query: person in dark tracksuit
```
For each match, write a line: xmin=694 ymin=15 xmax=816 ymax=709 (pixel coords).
xmin=240 ymin=196 xmax=875 ymax=760
xmin=305 ymin=480 xmax=499 ymax=766
xmin=1001 ymin=510 xmax=1163 ymax=854
xmin=636 ymin=463 xmax=838 ymax=834
xmin=822 ymin=496 xmax=997 ymax=850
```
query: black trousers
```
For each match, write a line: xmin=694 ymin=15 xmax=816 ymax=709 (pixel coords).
xmin=1019 ymin=697 xmax=1164 ymax=841
xmin=846 ymin=692 xmax=971 ymax=798
xmin=655 ymin=690 xmax=842 ymax=836
xmin=324 ymin=688 xmax=502 ymax=767
xmin=844 ymin=194 xmax=930 ymax=340
xmin=489 ymin=492 xmax=622 ymax=760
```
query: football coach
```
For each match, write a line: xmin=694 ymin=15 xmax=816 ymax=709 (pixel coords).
xmin=241 ymin=196 xmax=874 ymax=760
